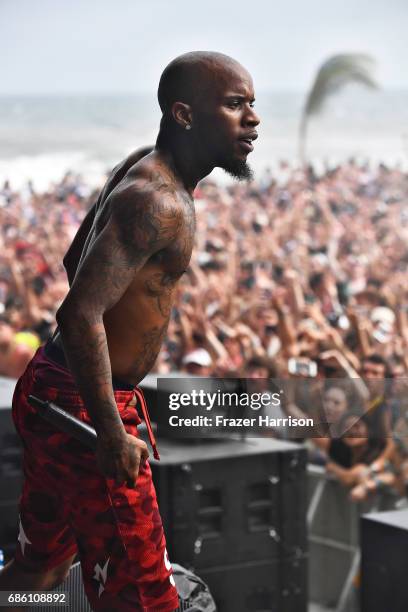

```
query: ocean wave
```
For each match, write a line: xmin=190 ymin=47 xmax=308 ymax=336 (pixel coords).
xmin=0 ymin=152 xmax=108 ymax=190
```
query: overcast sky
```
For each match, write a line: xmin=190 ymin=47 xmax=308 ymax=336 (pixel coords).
xmin=1 ymin=0 xmax=407 ymax=94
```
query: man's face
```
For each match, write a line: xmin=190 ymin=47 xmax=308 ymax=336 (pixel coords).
xmin=391 ymin=364 xmax=408 ymax=396
xmin=361 ymin=360 xmax=386 ymax=397
xmin=193 ymin=63 xmax=260 ymax=179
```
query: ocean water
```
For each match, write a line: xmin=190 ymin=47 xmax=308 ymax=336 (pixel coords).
xmin=0 ymin=88 xmax=407 ymax=189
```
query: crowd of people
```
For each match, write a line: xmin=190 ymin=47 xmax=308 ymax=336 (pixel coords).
xmin=1 ymin=158 xmax=408 ymax=502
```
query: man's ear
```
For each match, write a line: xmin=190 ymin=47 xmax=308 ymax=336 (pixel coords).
xmin=171 ymin=102 xmax=193 ymax=130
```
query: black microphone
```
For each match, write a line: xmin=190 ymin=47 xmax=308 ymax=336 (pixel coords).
xmin=28 ymin=395 xmax=98 ymax=450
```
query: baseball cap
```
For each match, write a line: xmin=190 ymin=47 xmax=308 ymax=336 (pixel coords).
xmin=182 ymin=348 xmax=212 ymax=367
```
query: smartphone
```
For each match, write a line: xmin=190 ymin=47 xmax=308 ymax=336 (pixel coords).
xmin=288 ymin=358 xmax=317 ymax=377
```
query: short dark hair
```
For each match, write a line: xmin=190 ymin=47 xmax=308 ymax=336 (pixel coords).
xmin=157 ymin=52 xmax=223 ymax=145
xmin=363 ymin=353 xmax=387 ymax=367
xmin=246 ymin=356 xmax=277 ymax=378
xmin=158 ymin=56 xmax=195 ymax=115
xmin=362 ymin=353 xmax=392 ymax=377
xmin=158 ymin=51 xmax=241 ymax=114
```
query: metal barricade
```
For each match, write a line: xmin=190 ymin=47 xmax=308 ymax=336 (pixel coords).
xmin=307 ymin=463 xmax=403 ymax=612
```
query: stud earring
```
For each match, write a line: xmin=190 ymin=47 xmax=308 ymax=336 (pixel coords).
xmin=185 ymin=124 xmax=191 ymax=131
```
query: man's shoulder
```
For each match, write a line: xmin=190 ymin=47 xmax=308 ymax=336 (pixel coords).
xmin=104 ymin=159 xmax=184 ymax=240
xmin=109 ymin=157 xmax=182 ymax=218
xmin=125 ymin=155 xmax=178 ymax=197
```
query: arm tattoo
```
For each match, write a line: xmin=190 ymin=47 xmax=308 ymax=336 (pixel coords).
xmin=57 ymin=183 xmax=183 ymax=437
xmin=115 ymin=189 xmax=183 ymax=266
xmin=59 ymin=316 xmax=121 ymax=437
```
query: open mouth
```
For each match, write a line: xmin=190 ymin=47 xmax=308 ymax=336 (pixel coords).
xmin=238 ymin=133 xmax=258 ymax=153
xmin=239 ymin=139 xmax=254 ymax=152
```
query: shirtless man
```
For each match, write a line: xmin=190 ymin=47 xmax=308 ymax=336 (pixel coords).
xmin=0 ymin=51 xmax=259 ymax=611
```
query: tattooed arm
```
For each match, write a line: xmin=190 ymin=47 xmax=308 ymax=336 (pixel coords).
xmin=56 ymin=182 xmax=181 ymax=485
xmin=63 ymin=146 xmax=154 ymax=287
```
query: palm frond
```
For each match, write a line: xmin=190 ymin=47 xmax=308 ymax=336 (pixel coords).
xmin=305 ymin=53 xmax=378 ymax=117
xmin=299 ymin=53 xmax=379 ymax=163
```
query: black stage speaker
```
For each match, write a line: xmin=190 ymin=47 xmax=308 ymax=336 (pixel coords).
xmin=361 ymin=509 xmax=408 ymax=612
xmin=150 ymin=437 xmax=308 ymax=612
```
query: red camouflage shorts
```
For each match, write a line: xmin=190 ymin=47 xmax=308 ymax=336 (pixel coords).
xmin=11 ymin=345 xmax=179 ymax=612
